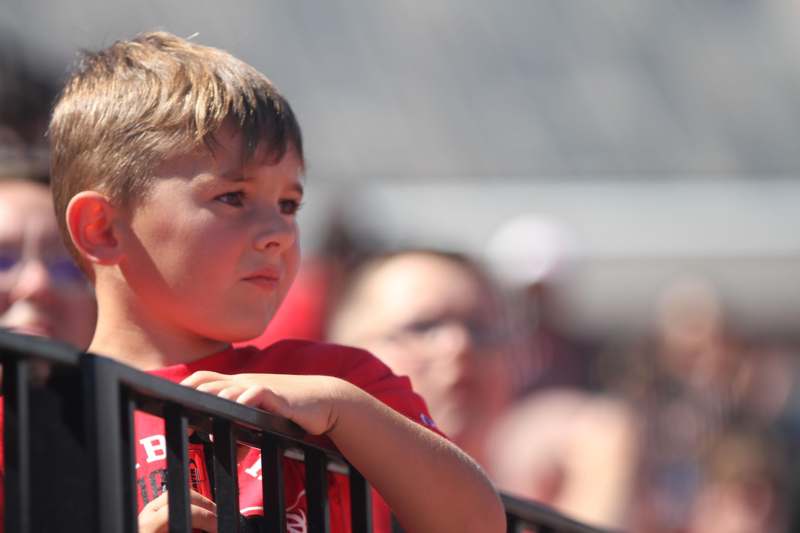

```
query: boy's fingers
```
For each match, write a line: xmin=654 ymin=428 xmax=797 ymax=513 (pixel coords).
xmin=141 ymin=490 xmax=170 ymax=512
xmin=190 ymin=504 xmax=218 ymax=533
xmin=180 ymin=371 xmax=228 ymax=387
xmin=194 ymin=380 xmax=234 ymax=394
xmin=189 ymin=489 xmax=217 ymax=514
xmin=237 ymin=385 xmax=273 ymax=407
xmin=218 ymin=385 xmax=246 ymax=401
xmin=141 ymin=489 xmax=216 ymax=513
xmin=236 ymin=386 xmax=290 ymax=418
xmin=138 ymin=504 xmax=169 ymax=533
xmin=192 ymin=381 xmax=281 ymax=414
xmin=142 ymin=504 xmax=217 ymax=533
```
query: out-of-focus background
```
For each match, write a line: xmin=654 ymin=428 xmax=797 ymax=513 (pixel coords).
xmin=2 ymin=2 xmax=799 ymax=532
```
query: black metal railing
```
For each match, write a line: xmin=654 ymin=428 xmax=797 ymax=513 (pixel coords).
xmin=502 ymin=492 xmax=615 ymax=533
xmin=1 ymin=330 xmax=613 ymax=533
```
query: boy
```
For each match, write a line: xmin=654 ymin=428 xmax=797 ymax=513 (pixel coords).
xmin=45 ymin=32 xmax=504 ymax=532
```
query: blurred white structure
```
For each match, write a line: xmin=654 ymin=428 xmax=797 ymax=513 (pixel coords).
xmin=485 ymin=214 xmax=580 ymax=287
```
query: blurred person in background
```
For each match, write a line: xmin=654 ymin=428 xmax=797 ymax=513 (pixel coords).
xmin=1 ymin=39 xmax=96 ymax=349
xmin=485 ymin=214 xmax=640 ymax=529
xmin=0 ymin=178 xmax=96 ymax=348
xmin=686 ymin=428 xmax=787 ymax=533
xmin=599 ymin=276 xmax=797 ymax=533
xmin=487 ymin=386 xmax=639 ymax=529
xmin=630 ymin=278 xmax=751 ymax=533
xmin=327 ymin=249 xmax=512 ymax=468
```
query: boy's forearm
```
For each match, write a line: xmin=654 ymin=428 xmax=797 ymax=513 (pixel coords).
xmin=327 ymin=381 xmax=506 ymax=533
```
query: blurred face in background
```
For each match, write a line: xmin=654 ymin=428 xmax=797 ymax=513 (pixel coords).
xmin=0 ymin=180 xmax=96 ymax=347
xmin=332 ymin=252 xmax=511 ymax=461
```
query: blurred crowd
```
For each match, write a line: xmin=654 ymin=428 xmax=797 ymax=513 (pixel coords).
xmin=283 ymin=237 xmax=800 ymax=533
xmin=2 ymin=39 xmax=799 ymax=533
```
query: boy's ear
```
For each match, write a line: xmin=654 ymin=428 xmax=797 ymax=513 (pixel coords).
xmin=66 ymin=191 xmax=124 ymax=266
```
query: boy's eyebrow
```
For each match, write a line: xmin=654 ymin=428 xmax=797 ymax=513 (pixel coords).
xmin=218 ymin=169 xmax=305 ymax=196
xmin=219 ymin=169 xmax=251 ymax=182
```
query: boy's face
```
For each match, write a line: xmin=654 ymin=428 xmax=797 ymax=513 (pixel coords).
xmin=116 ymin=126 xmax=303 ymax=345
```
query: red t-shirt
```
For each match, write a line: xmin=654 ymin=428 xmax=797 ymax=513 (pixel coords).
xmin=0 ymin=340 xmax=440 ymax=532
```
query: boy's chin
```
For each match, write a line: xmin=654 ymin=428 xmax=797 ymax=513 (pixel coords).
xmin=203 ymin=308 xmax=277 ymax=344
xmin=217 ymin=320 xmax=272 ymax=344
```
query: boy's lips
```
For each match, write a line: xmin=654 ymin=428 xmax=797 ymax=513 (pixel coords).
xmin=242 ymin=268 xmax=281 ymax=290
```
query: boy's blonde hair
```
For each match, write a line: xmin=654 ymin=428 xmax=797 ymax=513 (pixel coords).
xmin=49 ymin=31 xmax=303 ymax=270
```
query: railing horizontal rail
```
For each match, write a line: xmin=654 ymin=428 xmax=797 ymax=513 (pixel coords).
xmin=502 ymin=493 xmax=617 ymax=533
xmin=0 ymin=330 xmax=82 ymax=366
xmin=92 ymin=355 xmax=305 ymax=440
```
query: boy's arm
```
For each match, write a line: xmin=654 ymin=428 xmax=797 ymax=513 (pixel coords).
xmin=329 ymin=382 xmax=505 ymax=533
xmin=181 ymin=372 xmax=505 ymax=533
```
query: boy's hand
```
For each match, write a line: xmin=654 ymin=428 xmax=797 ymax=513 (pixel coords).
xmin=138 ymin=489 xmax=217 ymax=533
xmin=180 ymin=371 xmax=350 ymax=436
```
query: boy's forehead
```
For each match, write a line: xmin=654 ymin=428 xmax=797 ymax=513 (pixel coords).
xmin=210 ymin=125 xmax=303 ymax=174
xmin=156 ymin=138 xmax=301 ymax=180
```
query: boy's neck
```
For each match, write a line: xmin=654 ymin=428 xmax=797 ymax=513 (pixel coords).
xmin=89 ymin=285 xmax=230 ymax=371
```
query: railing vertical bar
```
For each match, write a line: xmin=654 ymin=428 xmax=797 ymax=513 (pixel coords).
xmin=305 ymin=448 xmax=330 ymax=533
xmin=165 ymin=404 xmax=191 ymax=533
xmin=83 ymin=356 xmax=127 ymax=533
xmin=212 ymin=419 xmax=240 ymax=532
xmin=505 ymin=513 xmax=519 ymax=533
xmin=390 ymin=515 xmax=405 ymax=533
xmin=261 ymin=435 xmax=285 ymax=533
xmin=3 ymin=359 xmax=30 ymax=533
xmin=348 ymin=468 xmax=371 ymax=533
xmin=121 ymin=394 xmax=138 ymax=533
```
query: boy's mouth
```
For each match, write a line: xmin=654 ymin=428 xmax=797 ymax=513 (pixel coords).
xmin=242 ymin=268 xmax=281 ymax=290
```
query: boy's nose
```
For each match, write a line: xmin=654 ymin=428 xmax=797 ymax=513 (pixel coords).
xmin=253 ymin=213 xmax=297 ymax=252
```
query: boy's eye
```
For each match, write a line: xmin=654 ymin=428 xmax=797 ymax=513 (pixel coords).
xmin=216 ymin=191 xmax=245 ymax=207
xmin=279 ymin=199 xmax=302 ymax=216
